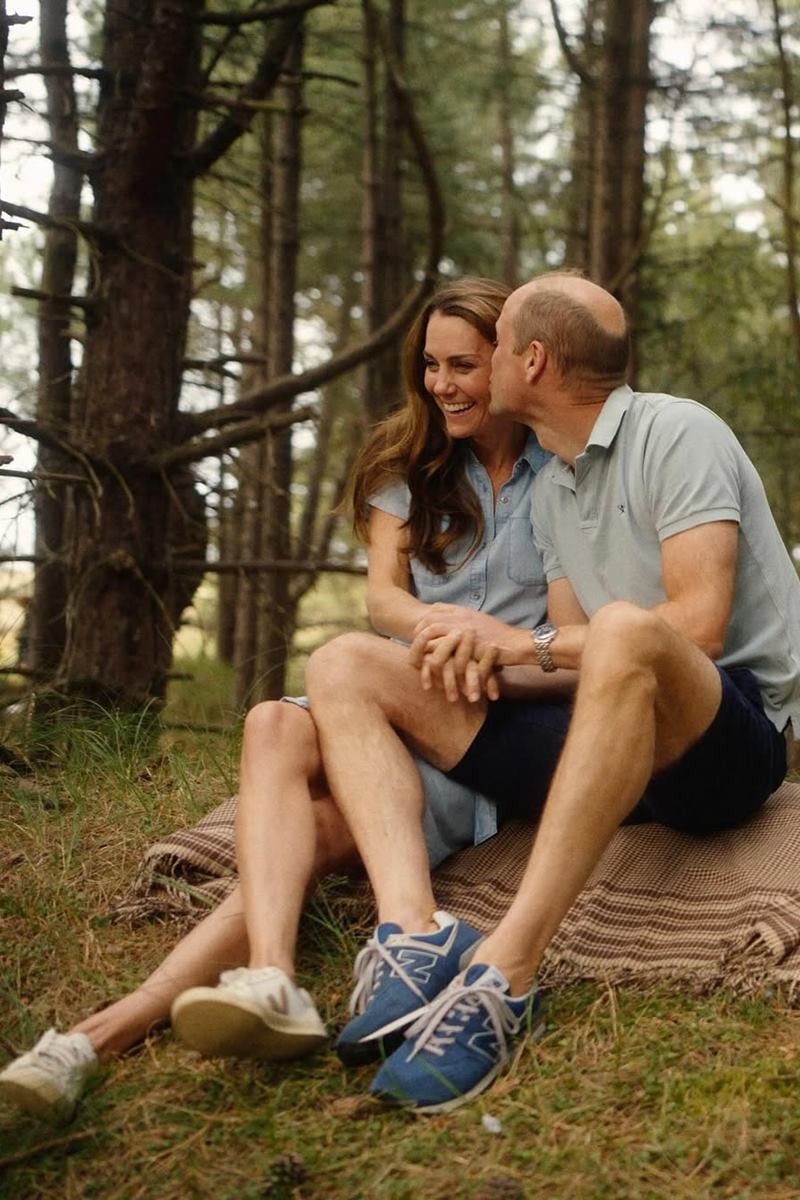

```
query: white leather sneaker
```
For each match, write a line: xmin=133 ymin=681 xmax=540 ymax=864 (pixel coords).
xmin=0 ymin=1028 xmax=98 ymax=1120
xmin=171 ymin=966 xmax=328 ymax=1061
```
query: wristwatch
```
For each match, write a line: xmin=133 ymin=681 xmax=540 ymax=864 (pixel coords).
xmin=532 ymin=622 xmax=558 ymax=672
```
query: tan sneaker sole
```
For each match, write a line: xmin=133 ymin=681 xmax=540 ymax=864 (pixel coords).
xmin=171 ymin=988 xmax=328 ymax=1062
xmin=0 ymin=1072 xmax=73 ymax=1121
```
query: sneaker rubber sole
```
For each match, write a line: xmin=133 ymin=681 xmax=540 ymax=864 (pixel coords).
xmin=0 ymin=1071 xmax=74 ymax=1121
xmin=171 ymin=988 xmax=328 ymax=1061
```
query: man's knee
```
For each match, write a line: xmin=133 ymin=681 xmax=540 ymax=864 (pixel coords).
xmin=584 ymin=602 xmax=669 ymax=673
xmin=307 ymin=632 xmax=394 ymax=696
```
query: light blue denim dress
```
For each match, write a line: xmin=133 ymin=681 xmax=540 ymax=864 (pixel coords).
xmin=366 ymin=433 xmax=549 ymax=863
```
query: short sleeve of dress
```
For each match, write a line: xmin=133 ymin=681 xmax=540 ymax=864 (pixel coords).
xmin=368 ymin=479 xmax=411 ymax=521
xmin=644 ymin=403 xmax=742 ymax=541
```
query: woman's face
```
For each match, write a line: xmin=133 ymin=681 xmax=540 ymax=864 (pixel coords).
xmin=422 ymin=311 xmax=497 ymax=441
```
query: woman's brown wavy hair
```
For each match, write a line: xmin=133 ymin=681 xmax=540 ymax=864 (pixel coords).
xmin=348 ymin=277 xmax=511 ymax=574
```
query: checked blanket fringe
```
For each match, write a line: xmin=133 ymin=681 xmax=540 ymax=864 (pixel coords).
xmin=116 ymin=781 xmax=800 ymax=997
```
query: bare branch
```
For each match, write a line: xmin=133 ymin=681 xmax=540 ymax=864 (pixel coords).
xmin=0 ymin=200 xmax=111 ymax=244
xmin=189 ymin=6 xmax=330 ymax=178
xmin=0 ymin=467 xmax=89 ymax=483
xmin=199 ymin=1 xmax=334 ymax=27
xmin=152 ymin=403 xmax=319 ymax=469
xmin=548 ymin=0 xmax=593 ymax=85
xmin=174 ymin=557 xmax=365 ymax=576
xmin=0 ymin=407 xmax=88 ymax=465
xmin=5 ymin=64 xmax=105 ymax=81
xmin=11 ymin=285 xmax=96 ymax=312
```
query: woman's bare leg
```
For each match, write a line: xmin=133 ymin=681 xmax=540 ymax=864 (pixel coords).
xmin=70 ymin=703 xmax=358 ymax=1061
xmin=236 ymin=701 xmax=358 ymax=976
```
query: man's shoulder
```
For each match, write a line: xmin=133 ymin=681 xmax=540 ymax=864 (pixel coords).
xmin=626 ymin=391 xmax=737 ymax=447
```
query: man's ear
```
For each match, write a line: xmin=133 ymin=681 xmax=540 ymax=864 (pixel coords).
xmin=523 ymin=340 xmax=547 ymax=383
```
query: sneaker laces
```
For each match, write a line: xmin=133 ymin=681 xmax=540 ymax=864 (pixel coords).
xmin=349 ymin=935 xmax=429 ymax=1016
xmin=403 ymin=979 xmax=523 ymax=1062
xmin=30 ymin=1029 xmax=93 ymax=1072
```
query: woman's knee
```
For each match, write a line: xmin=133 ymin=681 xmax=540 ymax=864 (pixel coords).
xmin=242 ymin=700 xmax=318 ymax=768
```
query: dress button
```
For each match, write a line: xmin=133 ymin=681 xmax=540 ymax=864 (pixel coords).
xmin=500 ymin=495 xmax=509 ymax=504
xmin=471 ymin=591 xmax=480 ymax=600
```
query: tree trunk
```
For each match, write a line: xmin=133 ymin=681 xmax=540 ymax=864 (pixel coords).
xmin=497 ymin=0 xmax=520 ymax=286
xmin=360 ymin=0 xmax=406 ymax=423
xmin=587 ymin=0 xmax=655 ymax=379
xmin=253 ymin=29 xmax=304 ymax=702
xmin=29 ymin=0 xmax=82 ymax=677
xmin=57 ymin=0 xmax=202 ymax=706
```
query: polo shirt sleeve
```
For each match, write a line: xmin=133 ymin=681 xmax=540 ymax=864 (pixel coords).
xmin=644 ymin=402 xmax=742 ymax=540
xmin=530 ymin=476 xmax=566 ymax=583
xmin=368 ymin=479 xmax=410 ymax=520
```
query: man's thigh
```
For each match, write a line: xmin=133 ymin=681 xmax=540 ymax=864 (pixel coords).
xmin=635 ymin=667 xmax=787 ymax=833
xmin=445 ymin=697 xmax=572 ymax=819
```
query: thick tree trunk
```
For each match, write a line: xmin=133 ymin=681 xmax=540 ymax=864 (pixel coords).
xmin=29 ymin=0 xmax=81 ymax=677
xmin=57 ymin=0 xmax=202 ymax=706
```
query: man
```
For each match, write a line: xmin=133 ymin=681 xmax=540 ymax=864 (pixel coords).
xmin=305 ymin=273 xmax=800 ymax=1112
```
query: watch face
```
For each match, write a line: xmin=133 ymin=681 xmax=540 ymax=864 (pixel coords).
xmin=535 ymin=623 xmax=557 ymax=641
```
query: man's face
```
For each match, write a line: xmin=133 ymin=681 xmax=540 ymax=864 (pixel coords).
xmin=489 ymin=300 xmax=527 ymax=417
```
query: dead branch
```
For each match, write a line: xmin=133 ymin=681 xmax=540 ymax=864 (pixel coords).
xmin=189 ymin=7 xmax=327 ymax=178
xmin=11 ymin=285 xmax=96 ymax=312
xmin=0 ymin=467 xmax=89 ymax=483
xmin=199 ymin=1 xmax=334 ymax=26
xmin=548 ymin=0 xmax=594 ymax=85
xmin=153 ymin=403 xmax=319 ymax=469
xmin=5 ymin=64 xmax=105 ymax=81
xmin=174 ymin=557 xmax=366 ymax=576
xmin=0 ymin=200 xmax=112 ymax=244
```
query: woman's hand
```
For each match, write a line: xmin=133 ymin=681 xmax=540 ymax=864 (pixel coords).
xmin=412 ymin=603 xmax=518 ymax=644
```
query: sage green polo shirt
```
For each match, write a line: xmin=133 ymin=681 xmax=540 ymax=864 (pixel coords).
xmin=530 ymin=385 xmax=800 ymax=734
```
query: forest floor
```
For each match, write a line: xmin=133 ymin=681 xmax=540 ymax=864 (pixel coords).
xmin=2 ymin=657 xmax=800 ymax=1200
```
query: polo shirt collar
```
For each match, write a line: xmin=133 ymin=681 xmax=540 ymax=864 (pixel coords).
xmin=520 ymin=430 xmax=550 ymax=472
xmin=585 ymin=384 xmax=634 ymax=451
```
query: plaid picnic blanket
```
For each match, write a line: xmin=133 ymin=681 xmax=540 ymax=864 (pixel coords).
xmin=118 ymin=780 xmax=800 ymax=995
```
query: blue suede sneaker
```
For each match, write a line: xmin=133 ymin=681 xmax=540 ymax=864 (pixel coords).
xmin=335 ymin=911 xmax=482 ymax=1066
xmin=370 ymin=963 xmax=542 ymax=1112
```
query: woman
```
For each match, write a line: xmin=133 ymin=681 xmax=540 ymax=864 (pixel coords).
xmin=0 ymin=278 xmax=550 ymax=1120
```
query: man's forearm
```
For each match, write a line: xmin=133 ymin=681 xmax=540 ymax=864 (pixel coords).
xmin=498 ymin=664 xmax=578 ymax=700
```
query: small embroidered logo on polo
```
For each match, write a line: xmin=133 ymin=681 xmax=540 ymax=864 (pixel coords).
xmin=617 ymin=503 xmax=626 ymax=514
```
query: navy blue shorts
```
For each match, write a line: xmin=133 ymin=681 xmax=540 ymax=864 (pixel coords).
xmin=446 ymin=667 xmax=786 ymax=835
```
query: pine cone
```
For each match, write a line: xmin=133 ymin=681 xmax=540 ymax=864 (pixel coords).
xmin=262 ymin=1152 xmax=308 ymax=1197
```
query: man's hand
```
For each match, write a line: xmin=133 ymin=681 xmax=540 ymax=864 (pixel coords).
xmin=409 ymin=619 xmax=533 ymax=703
xmin=412 ymin=627 xmax=502 ymax=702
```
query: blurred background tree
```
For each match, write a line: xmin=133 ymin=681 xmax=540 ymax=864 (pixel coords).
xmin=0 ymin=0 xmax=797 ymax=722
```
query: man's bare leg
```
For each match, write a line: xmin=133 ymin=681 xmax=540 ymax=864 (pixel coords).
xmin=306 ymin=633 xmax=486 ymax=935
xmin=477 ymin=602 xmax=724 ymax=994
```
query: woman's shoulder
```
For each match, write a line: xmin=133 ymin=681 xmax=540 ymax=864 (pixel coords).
xmin=368 ymin=476 xmax=411 ymax=519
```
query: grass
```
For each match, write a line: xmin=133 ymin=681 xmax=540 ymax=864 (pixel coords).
xmin=2 ymin=665 xmax=800 ymax=1199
